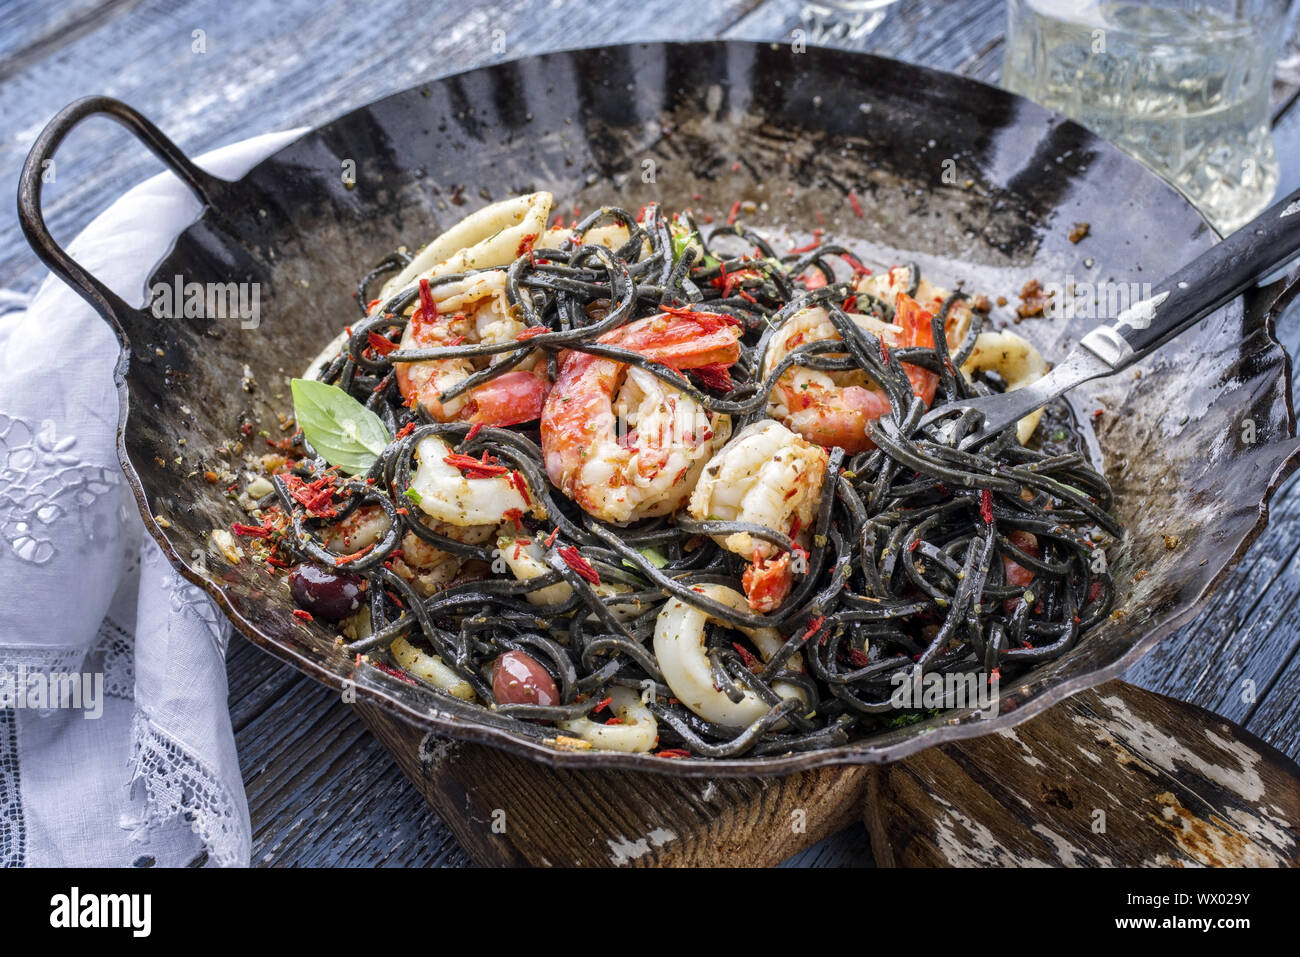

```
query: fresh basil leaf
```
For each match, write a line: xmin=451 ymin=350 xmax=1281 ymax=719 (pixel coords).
xmin=290 ymin=378 xmax=391 ymax=475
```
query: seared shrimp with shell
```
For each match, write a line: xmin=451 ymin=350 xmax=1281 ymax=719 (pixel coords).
xmin=762 ymin=293 xmax=939 ymax=454
xmin=688 ymin=419 xmax=829 ymax=612
xmin=541 ymin=310 xmax=738 ymax=524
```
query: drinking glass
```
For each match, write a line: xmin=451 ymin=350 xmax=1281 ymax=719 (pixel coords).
xmin=1002 ymin=0 xmax=1290 ymax=233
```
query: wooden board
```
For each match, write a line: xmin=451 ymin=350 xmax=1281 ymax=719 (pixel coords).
xmin=866 ymin=681 xmax=1300 ymax=867
xmin=355 ymin=680 xmax=1300 ymax=867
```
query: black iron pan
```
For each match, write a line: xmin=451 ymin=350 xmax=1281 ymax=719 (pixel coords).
xmin=17 ymin=41 xmax=1300 ymax=774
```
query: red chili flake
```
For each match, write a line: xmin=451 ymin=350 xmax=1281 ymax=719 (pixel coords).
xmin=737 ymin=288 xmax=758 ymax=304
xmin=592 ymin=695 xmax=613 ymax=714
xmin=802 ymin=615 xmax=826 ymax=642
xmin=515 ymin=232 xmax=537 ymax=258
xmin=848 ymin=190 xmax=863 ymax=218
xmin=443 ymin=452 xmax=510 ymax=478
xmin=283 ymin=474 xmax=338 ymax=518
xmin=417 ymin=277 xmax=437 ymax=324
xmin=726 ymin=200 xmax=742 ymax=225
xmin=372 ymin=661 xmax=417 ymax=685
xmin=789 ymin=515 xmax=802 ymax=539
xmin=787 ymin=230 xmax=825 ymax=255
xmin=604 ymin=717 xmax=624 ymax=726
xmin=232 ymin=522 xmax=271 ymax=538
xmin=848 ymin=648 xmax=871 ymax=668
xmin=509 ymin=471 xmax=531 ymax=505
xmin=1092 ymin=408 xmax=1105 ymax=419
xmin=731 ymin=161 xmax=740 ymax=172
xmin=465 ymin=422 xmax=483 ymax=442
xmin=544 ymin=527 xmax=560 ymax=548
xmin=732 ymin=642 xmax=758 ymax=668
xmin=503 ymin=508 xmax=524 ymax=531
xmin=842 ymin=295 xmax=857 ymax=312
xmin=334 ymin=546 xmax=374 ymax=566
xmin=839 ymin=253 xmax=871 ymax=277
xmin=515 ymin=325 xmax=550 ymax=341
xmin=816 ymin=210 xmax=826 ymax=226
xmin=655 ymin=749 xmax=692 ymax=759
xmin=557 ymin=545 xmax=600 ymax=585
xmin=691 ymin=363 xmax=734 ymax=392
xmin=367 ymin=331 xmax=397 ymax=356
xmin=908 ymin=538 xmax=921 ymax=552
xmin=394 ymin=421 xmax=416 ymax=440
xmin=879 ymin=338 xmax=890 ymax=364
xmin=292 ymin=609 xmax=314 ymax=622
xmin=365 ymin=298 xmax=382 ymax=316
xmin=980 ymin=488 xmax=994 ymax=524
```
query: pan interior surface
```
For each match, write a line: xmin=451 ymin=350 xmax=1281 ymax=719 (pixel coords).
xmin=112 ymin=41 xmax=1297 ymax=774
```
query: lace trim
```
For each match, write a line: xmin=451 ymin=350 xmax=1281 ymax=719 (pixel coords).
xmin=0 ymin=645 xmax=88 ymax=676
xmin=0 ymin=615 xmax=136 ymax=703
xmin=0 ymin=710 xmax=24 ymax=867
xmin=127 ymin=710 xmax=246 ymax=868
xmin=91 ymin=618 xmax=135 ymax=701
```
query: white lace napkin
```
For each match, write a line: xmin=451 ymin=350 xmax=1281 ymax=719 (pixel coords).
xmin=0 ymin=128 xmax=305 ymax=867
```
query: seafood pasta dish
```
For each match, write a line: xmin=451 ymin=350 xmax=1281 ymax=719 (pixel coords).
xmin=233 ymin=192 xmax=1120 ymax=758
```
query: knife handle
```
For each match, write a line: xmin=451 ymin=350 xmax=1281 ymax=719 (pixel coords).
xmin=1080 ymin=185 xmax=1300 ymax=369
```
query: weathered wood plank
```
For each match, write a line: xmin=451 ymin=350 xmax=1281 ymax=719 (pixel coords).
xmin=724 ymin=0 xmax=1007 ymax=71
xmin=235 ymin=659 xmax=469 ymax=867
xmin=866 ymin=681 xmax=1300 ymax=866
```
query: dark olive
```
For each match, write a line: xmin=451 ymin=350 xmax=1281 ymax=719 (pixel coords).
xmin=492 ymin=650 xmax=559 ymax=706
xmin=288 ymin=563 xmax=365 ymax=620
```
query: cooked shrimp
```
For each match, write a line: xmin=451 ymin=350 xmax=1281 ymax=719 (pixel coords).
xmin=653 ymin=584 xmax=807 ymax=728
xmin=408 ymin=433 xmax=546 ymax=526
xmin=557 ymin=686 xmax=658 ymax=752
xmin=762 ymin=293 xmax=938 ymax=453
xmin=323 ymin=503 xmax=492 ymax=597
xmin=687 ymin=420 xmax=828 ymax=612
xmin=959 ymin=330 xmax=1049 ymax=444
xmin=541 ymin=312 xmax=739 ymax=524
xmin=392 ymin=522 xmax=494 ymax=597
xmin=856 ymin=264 xmax=974 ymax=348
xmin=393 ymin=270 xmax=548 ymax=426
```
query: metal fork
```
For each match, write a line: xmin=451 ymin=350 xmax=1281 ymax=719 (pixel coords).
xmin=919 ymin=185 xmax=1300 ymax=444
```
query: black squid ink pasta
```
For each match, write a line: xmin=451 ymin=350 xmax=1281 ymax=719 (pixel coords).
xmin=234 ymin=193 xmax=1120 ymax=759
